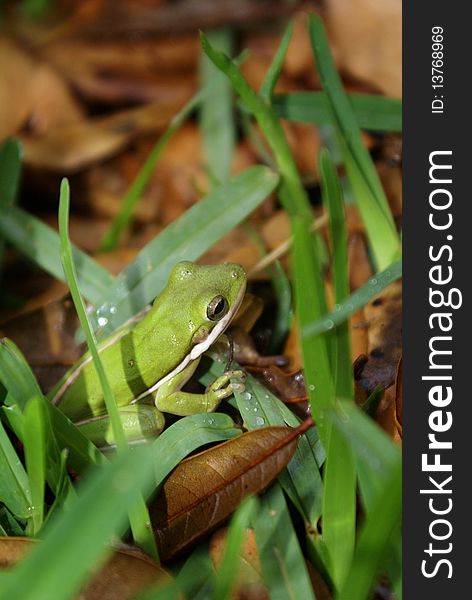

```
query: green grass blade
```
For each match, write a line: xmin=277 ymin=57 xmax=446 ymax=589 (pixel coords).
xmin=242 ymin=223 xmax=292 ymax=351
xmin=0 ymin=507 xmax=24 ymax=536
xmin=0 ymin=338 xmax=42 ymax=410
xmin=292 ymin=216 xmax=334 ymax=441
xmin=0 ymin=337 xmax=102 ymax=475
xmin=200 ymin=31 xmax=312 ymax=222
xmin=0 ymin=139 xmax=22 ymax=209
xmin=308 ymin=14 xmax=395 ymax=221
xmin=0 ymin=138 xmax=23 ymax=279
xmin=99 ymin=48 xmax=250 ymax=253
xmin=100 ymin=92 xmax=205 ymax=253
xmin=23 ymin=397 xmax=47 ymax=535
xmin=0 ymin=420 xmax=31 ymax=520
xmin=301 ymin=258 xmax=401 ymax=338
xmin=260 ymin=23 xmax=293 ymax=102
xmin=318 ymin=150 xmax=356 ymax=590
xmin=339 ymin=134 xmax=401 ymax=269
xmin=58 ymin=179 xmax=158 ymax=558
xmin=92 ymin=166 xmax=279 ymax=336
xmin=0 ymin=206 xmax=114 ymax=303
xmin=337 ymin=459 xmax=402 ymax=600
xmin=273 ymin=92 xmax=402 ymax=132
xmin=44 ymin=401 xmax=103 ymax=472
xmin=319 ymin=149 xmax=352 ymax=398
xmin=330 ymin=402 xmax=400 ymax=512
xmin=138 ymin=543 xmax=215 ymax=600
xmin=58 ymin=179 xmax=127 ymax=450
xmin=213 ymin=496 xmax=257 ymax=600
xmin=254 ymin=483 xmax=316 ymax=600
xmin=0 ymin=443 xmax=156 ymax=600
xmin=199 ymin=28 xmax=235 ymax=183
xmin=308 ymin=14 xmax=401 ymax=270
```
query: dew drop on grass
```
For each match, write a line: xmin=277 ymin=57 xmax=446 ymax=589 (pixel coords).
xmin=255 ymin=416 xmax=265 ymax=426
xmin=324 ymin=319 xmax=334 ymax=330
xmin=98 ymin=316 xmax=108 ymax=327
xmin=243 ymin=391 xmax=252 ymax=401
xmin=308 ymin=384 xmax=315 ymax=391
xmin=109 ymin=306 xmax=117 ymax=314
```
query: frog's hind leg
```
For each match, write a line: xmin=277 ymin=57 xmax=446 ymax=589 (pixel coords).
xmin=154 ymin=359 xmax=245 ymax=416
xmin=76 ymin=404 xmax=165 ymax=447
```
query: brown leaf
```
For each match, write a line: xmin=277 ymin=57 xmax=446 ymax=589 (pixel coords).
xmin=0 ymin=538 xmax=170 ymax=600
xmin=356 ymin=280 xmax=402 ymax=394
xmin=40 ymin=35 xmax=199 ymax=105
xmin=325 ymin=0 xmax=402 ymax=97
xmin=210 ymin=527 xmax=268 ymax=600
xmin=0 ymin=37 xmax=83 ymax=141
xmin=150 ymin=425 xmax=303 ymax=561
xmin=21 ymin=102 xmax=177 ymax=172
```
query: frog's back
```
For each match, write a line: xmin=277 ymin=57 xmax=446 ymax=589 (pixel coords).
xmin=57 ymin=326 xmax=184 ymax=421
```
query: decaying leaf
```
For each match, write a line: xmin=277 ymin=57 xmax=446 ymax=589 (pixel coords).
xmin=210 ymin=527 xmax=268 ymax=600
xmin=150 ymin=425 xmax=302 ymax=561
xmin=356 ymin=280 xmax=402 ymax=394
xmin=21 ymin=102 xmax=178 ymax=172
xmin=0 ymin=538 xmax=170 ymax=600
xmin=325 ymin=0 xmax=402 ymax=97
xmin=0 ymin=37 xmax=83 ymax=141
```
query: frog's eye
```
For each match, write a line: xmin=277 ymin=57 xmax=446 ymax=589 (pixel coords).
xmin=207 ymin=295 xmax=228 ymax=321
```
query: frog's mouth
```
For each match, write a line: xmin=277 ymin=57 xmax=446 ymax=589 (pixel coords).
xmin=136 ymin=281 xmax=247 ymax=400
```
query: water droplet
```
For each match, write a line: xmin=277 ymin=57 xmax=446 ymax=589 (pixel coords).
xmin=243 ymin=391 xmax=252 ymax=401
xmin=98 ymin=316 xmax=108 ymax=327
xmin=109 ymin=305 xmax=117 ymax=314
xmin=308 ymin=384 xmax=315 ymax=391
xmin=334 ymin=303 xmax=341 ymax=312
xmin=269 ymin=509 xmax=277 ymax=517
xmin=346 ymin=303 xmax=354 ymax=311
xmin=264 ymin=394 xmax=270 ymax=400
xmin=324 ymin=319 xmax=334 ymax=330
xmin=253 ymin=406 xmax=258 ymax=412
xmin=207 ymin=417 xmax=215 ymax=425
xmin=369 ymin=277 xmax=378 ymax=285
xmin=255 ymin=416 xmax=265 ymax=426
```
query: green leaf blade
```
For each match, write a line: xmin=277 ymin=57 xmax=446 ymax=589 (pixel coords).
xmin=92 ymin=166 xmax=279 ymax=336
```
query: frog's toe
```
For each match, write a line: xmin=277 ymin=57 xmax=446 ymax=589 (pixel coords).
xmin=230 ymin=382 xmax=246 ymax=393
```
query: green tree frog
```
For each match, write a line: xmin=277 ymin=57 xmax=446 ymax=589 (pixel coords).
xmin=51 ymin=262 xmax=246 ymax=447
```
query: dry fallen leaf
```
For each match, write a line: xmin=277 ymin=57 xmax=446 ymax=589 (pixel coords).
xmin=0 ymin=36 xmax=83 ymax=141
xmin=0 ymin=538 xmax=170 ymax=600
xmin=210 ymin=527 xmax=268 ymax=600
xmin=150 ymin=425 xmax=302 ymax=561
xmin=356 ymin=280 xmax=402 ymax=394
xmin=325 ymin=0 xmax=402 ymax=97
xmin=21 ymin=102 xmax=178 ymax=172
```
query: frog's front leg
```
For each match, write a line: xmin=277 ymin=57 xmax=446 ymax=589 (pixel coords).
xmin=154 ymin=358 xmax=245 ymax=416
xmin=76 ymin=404 xmax=165 ymax=448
